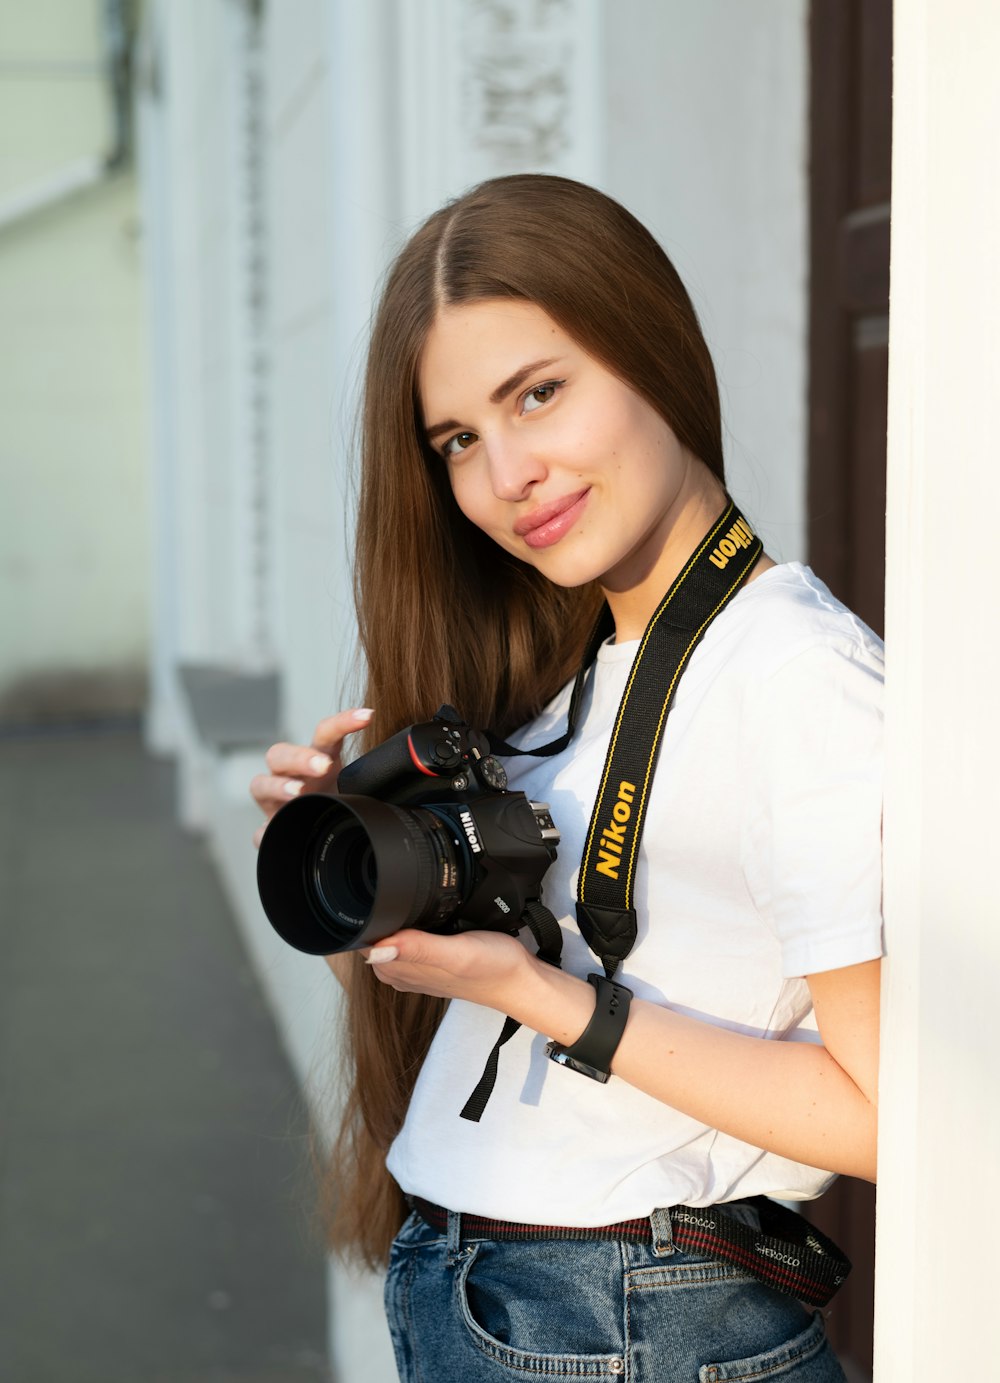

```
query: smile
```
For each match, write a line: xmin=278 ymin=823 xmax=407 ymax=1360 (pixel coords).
xmin=515 ymin=488 xmax=591 ymax=550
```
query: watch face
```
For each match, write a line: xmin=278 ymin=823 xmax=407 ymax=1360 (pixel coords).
xmin=544 ymin=1042 xmax=611 ymax=1084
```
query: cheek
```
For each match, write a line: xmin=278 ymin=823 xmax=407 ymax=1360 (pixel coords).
xmin=448 ymin=472 xmax=478 ymax=526
xmin=450 ymin=481 xmax=523 ymax=558
xmin=450 ymin=471 xmax=498 ymax=533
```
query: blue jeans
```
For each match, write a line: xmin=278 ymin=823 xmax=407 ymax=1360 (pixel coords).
xmin=384 ymin=1208 xmax=848 ymax=1382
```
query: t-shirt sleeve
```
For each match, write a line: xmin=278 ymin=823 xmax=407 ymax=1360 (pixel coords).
xmin=741 ymin=636 xmax=885 ymax=977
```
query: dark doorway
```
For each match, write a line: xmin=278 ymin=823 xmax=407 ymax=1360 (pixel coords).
xmin=805 ymin=1 xmax=892 ymax=1379
xmin=808 ymin=0 xmax=891 ymax=641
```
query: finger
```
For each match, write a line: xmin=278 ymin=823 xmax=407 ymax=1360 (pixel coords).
xmin=249 ymin=772 xmax=312 ymax=811
xmin=311 ymin=707 xmax=374 ymax=754
xmin=264 ymin=742 xmax=336 ymax=777
xmin=252 ymin=824 xmax=265 ymax=849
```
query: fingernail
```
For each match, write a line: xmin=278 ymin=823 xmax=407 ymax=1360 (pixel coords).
xmin=309 ymin=754 xmax=332 ymax=773
xmin=352 ymin=708 xmax=375 ymax=723
xmin=283 ymin=780 xmax=303 ymax=797
xmin=366 ymin=945 xmax=399 ymax=964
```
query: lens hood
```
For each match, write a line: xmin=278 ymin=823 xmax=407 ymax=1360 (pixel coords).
xmin=256 ymin=793 xmax=452 ymax=954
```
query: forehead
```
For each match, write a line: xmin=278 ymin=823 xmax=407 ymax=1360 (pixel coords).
xmin=418 ymin=299 xmax=573 ymax=412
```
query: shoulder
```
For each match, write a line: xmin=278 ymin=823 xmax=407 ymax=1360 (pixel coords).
xmin=713 ymin=562 xmax=884 ymax=692
xmin=727 ymin=566 xmax=884 ymax=798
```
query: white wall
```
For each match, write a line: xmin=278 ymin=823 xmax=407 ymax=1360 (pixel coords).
xmin=605 ymin=0 xmax=809 ymax=563
xmin=267 ymin=0 xmax=357 ymax=746
xmin=0 ymin=1 xmax=106 ymax=203
xmin=875 ymin=1 xmax=1000 ymax=1376
xmin=0 ymin=175 xmax=148 ymax=718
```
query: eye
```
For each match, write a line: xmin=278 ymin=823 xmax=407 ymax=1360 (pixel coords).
xmin=441 ymin=430 xmax=478 ymax=458
xmin=521 ymin=381 xmax=562 ymax=414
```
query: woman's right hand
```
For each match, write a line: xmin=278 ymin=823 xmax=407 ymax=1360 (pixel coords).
xmin=249 ymin=707 xmax=374 ymax=848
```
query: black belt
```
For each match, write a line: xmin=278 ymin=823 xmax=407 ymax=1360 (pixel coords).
xmin=409 ymin=1195 xmax=850 ymax=1308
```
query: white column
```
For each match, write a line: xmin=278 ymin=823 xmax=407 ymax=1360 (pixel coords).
xmin=139 ymin=0 xmax=218 ymax=750
xmin=323 ymin=10 xmax=402 ymax=1379
xmin=137 ymin=0 xmax=182 ymax=752
xmin=875 ymin=2 xmax=1000 ymax=1377
xmin=327 ymin=0 xmax=399 ymax=468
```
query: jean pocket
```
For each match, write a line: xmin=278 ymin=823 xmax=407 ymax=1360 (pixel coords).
xmin=455 ymin=1241 xmax=627 ymax=1378
xmin=390 ymin=1208 xmax=441 ymax=1253
xmin=698 ymin=1310 xmax=846 ymax=1382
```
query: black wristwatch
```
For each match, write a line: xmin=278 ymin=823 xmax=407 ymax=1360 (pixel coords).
xmin=545 ymin=973 xmax=633 ymax=1083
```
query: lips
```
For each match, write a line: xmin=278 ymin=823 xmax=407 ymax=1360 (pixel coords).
xmin=514 ymin=488 xmax=591 ymax=548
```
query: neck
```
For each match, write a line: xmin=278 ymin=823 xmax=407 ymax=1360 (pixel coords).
xmin=601 ymin=462 xmax=732 ymax=642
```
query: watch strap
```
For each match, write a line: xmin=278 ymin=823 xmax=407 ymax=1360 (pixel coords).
xmin=545 ymin=973 xmax=633 ymax=1082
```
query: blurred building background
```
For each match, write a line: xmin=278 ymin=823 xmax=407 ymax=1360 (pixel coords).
xmin=2 ymin=1 xmax=874 ymax=1379
xmin=1 ymin=10 xmax=329 ymax=1380
xmin=9 ymin=3 xmax=999 ymax=1383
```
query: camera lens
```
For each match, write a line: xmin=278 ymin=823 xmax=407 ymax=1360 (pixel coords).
xmin=308 ymin=816 xmax=378 ymax=931
xmin=257 ymin=793 xmax=466 ymax=954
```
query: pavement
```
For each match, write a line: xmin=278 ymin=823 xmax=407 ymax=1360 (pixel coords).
xmin=0 ymin=723 xmax=330 ymax=1383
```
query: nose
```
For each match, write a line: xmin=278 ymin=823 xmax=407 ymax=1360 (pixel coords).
xmin=484 ymin=432 xmax=547 ymax=502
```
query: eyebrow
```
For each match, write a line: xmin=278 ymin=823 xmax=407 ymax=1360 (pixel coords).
xmin=424 ymin=356 xmax=563 ymax=442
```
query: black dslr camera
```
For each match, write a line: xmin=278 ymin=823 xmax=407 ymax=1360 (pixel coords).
xmin=256 ymin=705 xmax=559 ymax=955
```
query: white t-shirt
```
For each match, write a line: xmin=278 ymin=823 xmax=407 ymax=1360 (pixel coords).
xmin=386 ymin=564 xmax=884 ymax=1224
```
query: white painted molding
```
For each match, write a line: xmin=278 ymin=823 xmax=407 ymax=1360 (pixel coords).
xmin=875 ymin=1 xmax=1000 ymax=1377
xmin=0 ymin=156 xmax=106 ymax=231
xmin=397 ymin=0 xmax=605 ymax=227
xmin=137 ymin=1 xmax=183 ymax=755
xmin=225 ymin=0 xmax=273 ymax=667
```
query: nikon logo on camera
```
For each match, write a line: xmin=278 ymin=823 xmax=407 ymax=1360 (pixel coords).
xmin=708 ymin=515 xmax=755 ymax=569
xmin=595 ymin=780 xmax=636 ymax=880
xmin=459 ymin=809 xmax=483 ymax=854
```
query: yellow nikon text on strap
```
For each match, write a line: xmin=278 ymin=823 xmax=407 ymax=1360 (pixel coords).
xmin=708 ymin=515 xmax=756 ymax=569
xmin=595 ymin=780 xmax=637 ymax=880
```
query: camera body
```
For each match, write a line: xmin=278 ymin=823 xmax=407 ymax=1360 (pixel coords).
xmin=256 ymin=705 xmax=559 ymax=955
xmin=338 ymin=704 xmax=509 ymax=804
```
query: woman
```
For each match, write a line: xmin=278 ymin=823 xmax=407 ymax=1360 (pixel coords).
xmin=251 ymin=174 xmax=882 ymax=1381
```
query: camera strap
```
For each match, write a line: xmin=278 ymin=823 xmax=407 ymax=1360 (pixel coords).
xmin=487 ymin=604 xmax=616 ymax=762
xmin=459 ymin=897 xmax=564 ymax=1122
xmin=575 ymin=498 xmax=761 ymax=978
xmin=463 ymin=500 xmax=761 ymax=1119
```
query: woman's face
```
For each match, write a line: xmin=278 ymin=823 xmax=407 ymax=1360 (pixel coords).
xmin=418 ymin=299 xmax=714 ymax=634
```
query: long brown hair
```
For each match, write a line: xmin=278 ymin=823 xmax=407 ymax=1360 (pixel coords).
xmin=326 ymin=174 xmax=725 ymax=1268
